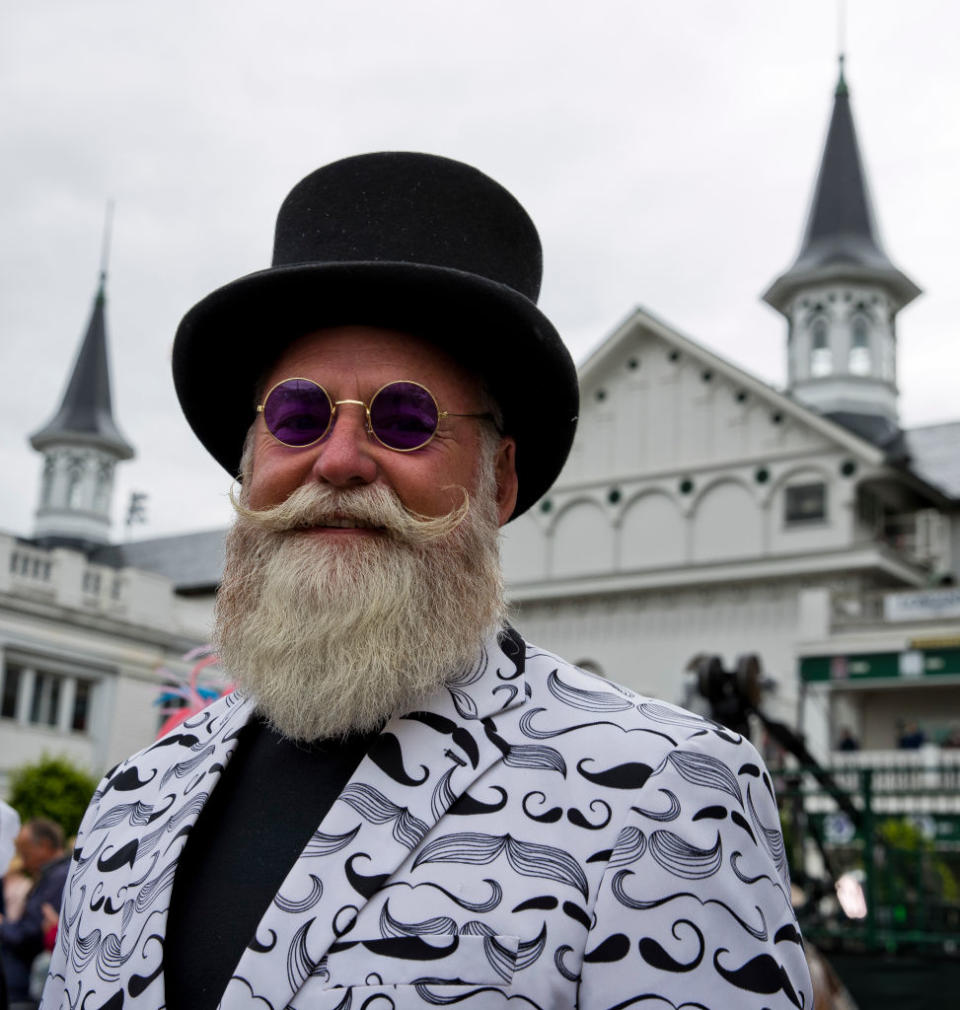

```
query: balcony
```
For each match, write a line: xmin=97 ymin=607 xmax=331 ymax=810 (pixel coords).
xmin=854 ymin=502 xmax=951 ymax=574
xmin=810 ymin=747 xmax=960 ymax=817
xmin=7 ymin=542 xmax=56 ymax=599
xmin=776 ymin=749 xmax=960 ymax=957
xmin=0 ymin=534 xmax=175 ymax=629
xmin=831 ymin=585 xmax=960 ymax=630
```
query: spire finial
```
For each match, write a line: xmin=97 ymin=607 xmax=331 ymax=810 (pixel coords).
xmin=99 ymin=200 xmax=115 ymax=288
xmin=836 ymin=1 xmax=848 ymax=96
xmin=835 ymin=52 xmax=848 ymax=97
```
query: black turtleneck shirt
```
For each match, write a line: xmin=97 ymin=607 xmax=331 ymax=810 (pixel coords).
xmin=163 ymin=716 xmax=378 ymax=1010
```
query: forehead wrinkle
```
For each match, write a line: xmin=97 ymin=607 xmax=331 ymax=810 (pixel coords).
xmin=255 ymin=327 xmax=493 ymax=417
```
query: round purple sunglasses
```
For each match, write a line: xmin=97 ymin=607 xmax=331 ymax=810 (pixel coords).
xmin=257 ymin=377 xmax=498 ymax=452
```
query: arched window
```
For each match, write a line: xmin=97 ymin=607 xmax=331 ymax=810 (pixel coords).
xmin=66 ymin=457 xmax=85 ymax=509
xmin=40 ymin=457 xmax=55 ymax=506
xmin=93 ymin=460 xmax=113 ymax=512
xmin=849 ymin=316 xmax=870 ymax=375
xmin=810 ymin=318 xmax=832 ymax=376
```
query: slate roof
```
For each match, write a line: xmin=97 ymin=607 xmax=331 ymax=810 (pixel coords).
xmin=30 ymin=276 xmax=135 ymax=458
xmin=903 ymin=423 xmax=960 ymax=499
xmin=763 ymin=62 xmax=920 ymax=312
xmin=822 ymin=410 xmax=909 ymax=459
xmin=91 ymin=527 xmax=227 ymax=593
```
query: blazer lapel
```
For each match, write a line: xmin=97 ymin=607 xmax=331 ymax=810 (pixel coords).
xmin=60 ymin=691 xmax=257 ymax=1009
xmin=223 ymin=628 xmax=527 ymax=1010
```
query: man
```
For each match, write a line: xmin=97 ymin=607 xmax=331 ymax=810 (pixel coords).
xmin=1 ymin=819 xmax=69 ymax=1008
xmin=42 ymin=153 xmax=812 ymax=1009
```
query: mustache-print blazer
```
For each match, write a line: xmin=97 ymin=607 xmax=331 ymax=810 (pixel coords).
xmin=41 ymin=629 xmax=812 ymax=1010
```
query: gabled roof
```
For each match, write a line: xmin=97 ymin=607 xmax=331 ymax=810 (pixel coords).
xmin=29 ymin=275 xmax=135 ymax=458
xmin=821 ymin=411 xmax=908 ymax=457
xmin=577 ymin=306 xmax=956 ymax=505
xmin=763 ymin=61 xmax=920 ymax=312
xmin=579 ymin=304 xmax=888 ymax=464
xmin=903 ymin=422 xmax=960 ymax=499
xmin=90 ymin=527 xmax=227 ymax=593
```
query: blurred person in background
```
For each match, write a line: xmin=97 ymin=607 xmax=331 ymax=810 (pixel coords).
xmin=0 ymin=820 xmax=68 ymax=1009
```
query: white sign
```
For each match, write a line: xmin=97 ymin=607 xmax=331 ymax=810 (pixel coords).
xmin=883 ymin=588 xmax=960 ymax=623
xmin=899 ymin=650 xmax=924 ymax=677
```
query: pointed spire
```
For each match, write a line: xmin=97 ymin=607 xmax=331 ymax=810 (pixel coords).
xmin=29 ymin=273 xmax=134 ymax=459
xmin=99 ymin=200 xmax=114 ymax=282
xmin=835 ymin=53 xmax=848 ymax=97
xmin=763 ymin=62 xmax=920 ymax=312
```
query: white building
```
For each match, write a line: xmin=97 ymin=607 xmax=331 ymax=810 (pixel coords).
xmin=501 ymin=64 xmax=960 ymax=760
xmin=0 ymin=275 xmax=223 ymax=793
xmin=2 ymin=63 xmax=957 ymax=791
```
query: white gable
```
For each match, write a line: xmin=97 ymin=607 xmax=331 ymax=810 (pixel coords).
xmin=561 ymin=308 xmax=880 ymax=487
xmin=502 ymin=308 xmax=890 ymax=588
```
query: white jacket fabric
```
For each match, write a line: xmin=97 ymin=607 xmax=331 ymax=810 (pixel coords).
xmin=41 ymin=629 xmax=812 ymax=1009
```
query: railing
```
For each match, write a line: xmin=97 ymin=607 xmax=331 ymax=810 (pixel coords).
xmin=831 ymin=590 xmax=886 ymax=626
xmin=0 ymin=535 xmax=179 ymax=633
xmin=831 ymin=587 xmax=960 ymax=629
xmin=8 ymin=545 xmax=55 ymax=596
xmin=775 ymin=761 xmax=960 ymax=953
xmin=854 ymin=506 xmax=951 ymax=572
xmin=81 ymin=564 xmax=125 ymax=613
xmin=2 ymin=540 xmax=139 ymax=620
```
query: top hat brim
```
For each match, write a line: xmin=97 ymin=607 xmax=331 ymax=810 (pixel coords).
xmin=173 ymin=259 xmax=578 ymax=520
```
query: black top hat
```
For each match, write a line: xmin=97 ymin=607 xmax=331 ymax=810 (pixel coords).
xmin=172 ymin=152 xmax=578 ymax=519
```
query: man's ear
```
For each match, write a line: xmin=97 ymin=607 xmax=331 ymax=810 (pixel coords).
xmin=494 ymin=437 xmax=519 ymax=527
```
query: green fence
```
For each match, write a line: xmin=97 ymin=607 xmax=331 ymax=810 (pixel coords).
xmin=774 ymin=763 xmax=960 ymax=953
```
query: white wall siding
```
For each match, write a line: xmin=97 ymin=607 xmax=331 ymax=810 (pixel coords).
xmin=620 ymin=492 xmax=685 ymax=569
xmin=511 ymin=583 xmax=802 ymax=719
xmin=690 ymin=479 xmax=762 ymax=562
xmin=551 ymin=499 xmax=615 ymax=577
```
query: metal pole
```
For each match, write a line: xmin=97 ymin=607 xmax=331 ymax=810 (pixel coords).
xmin=861 ymin=768 xmax=877 ymax=948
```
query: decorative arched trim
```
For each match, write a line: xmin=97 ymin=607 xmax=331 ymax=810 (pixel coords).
xmin=617 ymin=486 xmax=684 ymax=526
xmin=767 ymin=462 xmax=833 ymax=499
xmin=688 ymin=475 xmax=755 ymax=514
xmin=620 ymin=486 xmax=681 ymax=515
xmin=547 ymin=494 xmax=608 ymax=535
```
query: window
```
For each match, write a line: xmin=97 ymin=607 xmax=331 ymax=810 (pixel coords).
xmin=1 ymin=664 xmax=20 ymax=718
xmin=849 ymin=317 xmax=871 ymax=375
xmin=41 ymin=457 xmax=55 ymax=506
xmin=66 ymin=456 xmax=85 ymax=509
xmin=93 ymin=460 xmax=113 ymax=512
xmin=29 ymin=672 xmax=61 ymax=727
xmin=72 ymin=680 xmax=93 ymax=732
xmin=810 ymin=318 xmax=832 ymax=376
xmin=1 ymin=657 xmax=98 ymax=733
xmin=785 ymin=483 xmax=827 ymax=524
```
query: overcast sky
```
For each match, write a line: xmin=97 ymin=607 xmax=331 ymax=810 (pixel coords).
xmin=2 ymin=1 xmax=958 ymax=541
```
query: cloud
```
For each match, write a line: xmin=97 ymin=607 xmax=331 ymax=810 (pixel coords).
xmin=2 ymin=1 xmax=958 ymax=537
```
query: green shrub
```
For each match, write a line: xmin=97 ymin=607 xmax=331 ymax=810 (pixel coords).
xmin=6 ymin=754 xmax=98 ymax=839
xmin=877 ymin=816 xmax=959 ymax=903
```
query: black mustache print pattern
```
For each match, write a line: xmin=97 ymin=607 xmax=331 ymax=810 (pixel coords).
xmin=41 ymin=629 xmax=811 ymax=1009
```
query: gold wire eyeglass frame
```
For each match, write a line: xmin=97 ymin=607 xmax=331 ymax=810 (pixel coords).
xmin=256 ymin=376 xmax=497 ymax=452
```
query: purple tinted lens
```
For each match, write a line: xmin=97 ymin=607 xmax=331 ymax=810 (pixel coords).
xmin=263 ymin=379 xmax=332 ymax=445
xmin=369 ymin=381 xmax=439 ymax=449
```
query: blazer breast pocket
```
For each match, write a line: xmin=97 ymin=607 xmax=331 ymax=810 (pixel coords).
xmin=319 ymin=932 xmax=520 ymax=989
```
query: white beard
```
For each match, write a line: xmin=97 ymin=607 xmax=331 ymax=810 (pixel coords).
xmin=214 ymin=466 xmax=505 ymax=742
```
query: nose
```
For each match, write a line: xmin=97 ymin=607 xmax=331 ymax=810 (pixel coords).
xmin=308 ymin=400 xmax=378 ymax=488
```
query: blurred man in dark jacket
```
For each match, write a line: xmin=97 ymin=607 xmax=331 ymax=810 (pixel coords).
xmin=0 ymin=819 xmax=69 ymax=1009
